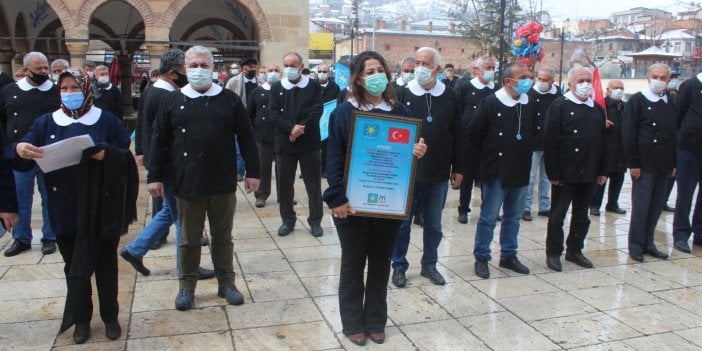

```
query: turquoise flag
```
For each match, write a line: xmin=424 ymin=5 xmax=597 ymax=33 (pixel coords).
xmin=335 ymin=63 xmax=350 ymax=91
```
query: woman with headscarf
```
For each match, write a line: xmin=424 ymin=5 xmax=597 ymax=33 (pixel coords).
xmin=12 ymin=68 xmax=137 ymax=344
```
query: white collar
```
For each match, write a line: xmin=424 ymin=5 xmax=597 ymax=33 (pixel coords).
xmin=532 ymin=84 xmax=557 ymax=95
xmin=321 ymin=81 xmax=329 ymax=87
xmin=564 ymin=91 xmax=595 ymax=107
xmin=697 ymin=72 xmax=702 ymax=83
xmin=395 ymin=77 xmax=407 ymax=86
xmin=261 ymin=82 xmax=271 ymax=91
xmin=52 ymin=106 xmax=102 ymax=126
xmin=180 ymin=83 xmax=223 ymax=98
xmin=407 ymin=79 xmax=445 ymax=97
xmin=244 ymin=77 xmax=257 ymax=84
xmin=348 ymin=97 xmax=393 ymax=112
xmin=642 ymin=85 xmax=668 ymax=103
xmin=17 ymin=77 xmax=53 ymax=92
xmin=152 ymin=79 xmax=176 ymax=92
xmin=99 ymin=83 xmax=113 ymax=91
xmin=470 ymin=77 xmax=495 ymax=90
xmin=495 ymin=88 xmax=528 ymax=107
xmin=281 ymin=75 xmax=310 ymax=90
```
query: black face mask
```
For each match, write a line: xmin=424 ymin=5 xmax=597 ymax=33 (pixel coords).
xmin=245 ymin=70 xmax=256 ymax=79
xmin=27 ymin=70 xmax=49 ymax=85
xmin=173 ymin=71 xmax=189 ymax=88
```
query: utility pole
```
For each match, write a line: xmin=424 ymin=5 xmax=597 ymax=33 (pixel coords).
xmin=498 ymin=0 xmax=506 ymax=82
xmin=351 ymin=0 xmax=359 ymax=58
xmin=559 ymin=19 xmax=568 ymax=89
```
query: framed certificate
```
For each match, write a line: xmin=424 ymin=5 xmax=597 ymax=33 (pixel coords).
xmin=344 ymin=111 xmax=422 ymax=220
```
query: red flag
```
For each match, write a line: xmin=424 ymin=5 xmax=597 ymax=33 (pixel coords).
xmin=388 ymin=127 xmax=410 ymax=144
xmin=591 ymin=67 xmax=605 ymax=109
xmin=108 ymin=56 xmax=121 ymax=87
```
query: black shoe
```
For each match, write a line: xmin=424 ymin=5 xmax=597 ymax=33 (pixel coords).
xmin=546 ymin=256 xmax=562 ymax=272
xmin=278 ymin=223 xmax=294 ymax=236
xmin=4 ymin=240 xmax=31 ymax=257
xmin=458 ymin=212 xmax=468 ymax=224
xmin=310 ymin=224 xmax=323 ymax=237
xmin=413 ymin=215 xmax=424 ymax=226
xmin=565 ymin=251 xmax=593 ymax=268
xmin=644 ymin=248 xmax=669 ymax=260
xmin=119 ymin=248 xmax=151 ymax=276
xmin=73 ymin=323 xmax=90 ymax=344
xmin=151 ymin=235 xmax=168 ymax=250
xmin=255 ymin=198 xmax=266 ymax=208
xmin=175 ymin=288 xmax=195 ymax=311
xmin=197 ymin=267 xmax=215 ymax=280
xmin=522 ymin=211 xmax=532 ymax=221
xmin=200 ymin=236 xmax=209 ymax=246
xmin=537 ymin=210 xmax=550 ymax=217
xmin=392 ymin=270 xmax=407 ymax=287
xmin=629 ymin=252 xmax=644 ymax=262
xmin=499 ymin=256 xmax=530 ymax=274
xmin=674 ymin=241 xmax=692 ymax=253
xmin=420 ymin=267 xmax=446 ymax=285
xmin=218 ymin=285 xmax=244 ymax=305
xmin=663 ymin=204 xmax=675 ymax=212
xmin=589 ymin=208 xmax=600 ymax=216
xmin=606 ymin=207 xmax=627 ymax=214
xmin=475 ymin=259 xmax=490 ymax=278
xmin=105 ymin=320 xmax=121 ymax=340
xmin=41 ymin=240 xmax=56 ymax=255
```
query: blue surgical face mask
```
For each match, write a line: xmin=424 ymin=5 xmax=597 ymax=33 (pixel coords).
xmin=187 ymin=67 xmax=212 ymax=89
xmin=61 ymin=92 xmax=85 ymax=110
xmin=514 ymin=78 xmax=533 ymax=95
xmin=267 ymin=71 xmax=280 ymax=83
xmin=414 ymin=65 xmax=435 ymax=85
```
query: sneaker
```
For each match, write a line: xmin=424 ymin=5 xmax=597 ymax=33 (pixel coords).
xmin=41 ymin=240 xmax=56 ymax=255
xmin=175 ymin=288 xmax=195 ymax=311
xmin=565 ymin=251 xmax=594 ymax=268
xmin=255 ymin=198 xmax=266 ymax=208
xmin=391 ymin=270 xmax=407 ymax=287
xmin=420 ymin=267 xmax=446 ymax=285
xmin=499 ymin=256 xmax=530 ymax=274
xmin=475 ymin=259 xmax=490 ymax=279
xmin=218 ymin=285 xmax=244 ymax=305
xmin=4 ymin=240 xmax=31 ymax=257
xmin=521 ymin=211 xmax=532 ymax=221
xmin=119 ymin=248 xmax=150 ymax=276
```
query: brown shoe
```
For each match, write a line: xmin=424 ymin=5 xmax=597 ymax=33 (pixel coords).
xmin=367 ymin=331 xmax=385 ymax=344
xmin=346 ymin=333 xmax=366 ymax=346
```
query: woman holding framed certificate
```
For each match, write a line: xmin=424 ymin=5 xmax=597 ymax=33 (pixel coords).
xmin=323 ymin=51 xmax=426 ymax=346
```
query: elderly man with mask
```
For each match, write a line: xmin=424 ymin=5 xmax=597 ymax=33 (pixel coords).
xmin=393 ymin=56 xmax=415 ymax=92
xmin=226 ymin=58 xmax=258 ymax=181
xmin=469 ymin=62 xmax=535 ymax=279
xmin=456 ymin=55 xmax=498 ymax=224
xmin=92 ymin=65 xmax=124 ymax=120
xmin=590 ymin=79 xmax=627 ymax=217
xmin=522 ymin=66 xmax=561 ymax=221
xmin=50 ymin=59 xmax=69 ymax=82
xmin=623 ymin=63 xmax=676 ymax=261
xmin=391 ymin=47 xmax=464 ymax=287
xmin=317 ymin=63 xmax=340 ymax=179
xmin=543 ymin=67 xmax=608 ymax=272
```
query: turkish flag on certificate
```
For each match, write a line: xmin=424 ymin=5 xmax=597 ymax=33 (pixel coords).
xmin=388 ymin=127 xmax=410 ymax=144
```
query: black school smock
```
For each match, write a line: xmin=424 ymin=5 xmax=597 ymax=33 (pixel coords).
xmin=397 ymin=79 xmax=464 ymax=182
xmin=148 ymin=83 xmax=260 ymax=198
xmin=93 ymin=83 xmax=124 ymax=120
xmin=269 ymin=75 xmax=323 ymax=154
xmin=622 ymin=87 xmax=677 ymax=172
xmin=468 ymin=88 xmax=535 ymax=188
xmin=543 ymin=92 xmax=608 ymax=184
xmin=320 ymin=80 xmax=341 ymax=104
xmin=527 ymin=83 xmax=562 ymax=151
xmin=135 ymin=79 xmax=175 ymax=167
xmin=604 ymin=96 xmax=627 ymax=173
xmin=246 ymin=84 xmax=274 ymax=144
xmin=0 ymin=77 xmax=60 ymax=144
xmin=676 ymin=73 xmax=702 ymax=155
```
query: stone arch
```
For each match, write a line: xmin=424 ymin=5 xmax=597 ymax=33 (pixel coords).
xmin=161 ymin=0 xmax=271 ymax=42
xmin=77 ymin=0 xmax=156 ymax=27
xmin=14 ymin=13 xmax=30 ymax=53
xmin=46 ymin=0 xmax=76 ymax=29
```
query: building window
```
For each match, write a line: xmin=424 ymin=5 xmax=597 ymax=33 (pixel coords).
xmin=674 ymin=42 xmax=681 ymax=52
xmin=686 ymin=42 xmax=692 ymax=52
xmin=385 ymin=44 xmax=391 ymax=51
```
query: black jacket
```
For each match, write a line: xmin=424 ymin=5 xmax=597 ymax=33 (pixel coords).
xmin=527 ymin=85 xmax=562 ymax=150
xmin=623 ymin=92 xmax=677 ymax=171
xmin=320 ymin=80 xmax=341 ymax=104
xmin=676 ymin=75 xmax=702 ymax=155
xmin=246 ymin=85 xmax=274 ymax=144
xmin=270 ymin=77 xmax=323 ymax=154
xmin=0 ymin=125 xmax=17 ymax=214
xmin=0 ymin=82 xmax=60 ymax=144
xmin=604 ymin=96 xmax=627 ymax=173
xmin=544 ymin=95 xmax=607 ymax=184
xmin=93 ymin=85 xmax=124 ymax=120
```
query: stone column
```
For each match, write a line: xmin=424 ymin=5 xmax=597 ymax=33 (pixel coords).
xmin=65 ymin=42 xmax=89 ymax=68
xmin=146 ymin=26 xmax=171 ymax=70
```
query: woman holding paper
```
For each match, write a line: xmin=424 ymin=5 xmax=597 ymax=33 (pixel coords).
xmin=323 ymin=51 xmax=426 ymax=346
xmin=13 ymin=68 xmax=136 ymax=344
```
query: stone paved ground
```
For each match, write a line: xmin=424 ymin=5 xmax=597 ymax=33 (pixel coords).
xmin=1 ymin=166 xmax=702 ymax=351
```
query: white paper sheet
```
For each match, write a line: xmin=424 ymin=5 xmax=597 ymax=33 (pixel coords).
xmin=34 ymin=134 xmax=95 ymax=173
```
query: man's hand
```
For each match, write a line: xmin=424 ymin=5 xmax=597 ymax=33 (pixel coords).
xmin=597 ymin=176 xmax=608 ymax=186
xmin=147 ymin=182 xmax=164 ymax=198
xmin=605 ymin=119 xmax=614 ymax=128
xmin=244 ymin=178 xmax=260 ymax=193
xmin=136 ymin=155 xmax=144 ymax=166
xmin=413 ymin=137 xmax=427 ymax=158
xmin=331 ymin=202 xmax=355 ymax=219
xmin=630 ymin=168 xmax=641 ymax=180
xmin=291 ymin=124 xmax=305 ymax=138
xmin=551 ymin=180 xmax=561 ymax=186
xmin=450 ymin=173 xmax=463 ymax=189
xmin=0 ymin=212 xmax=19 ymax=233
xmin=90 ymin=150 xmax=105 ymax=161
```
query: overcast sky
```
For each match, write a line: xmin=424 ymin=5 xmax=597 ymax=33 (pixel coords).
xmin=536 ymin=0 xmax=687 ymax=21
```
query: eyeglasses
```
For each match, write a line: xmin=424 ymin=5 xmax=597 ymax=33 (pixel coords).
xmin=318 ymin=71 xmax=329 ymax=73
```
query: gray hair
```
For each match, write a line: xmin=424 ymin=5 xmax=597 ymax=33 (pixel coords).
xmin=160 ymin=49 xmax=185 ymax=74
xmin=283 ymin=52 xmax=304 ymax=65
xmin=648 ymin=63 xmax=671 ymax=76
xmin=536 ymin=66 xmax=556 ymax=79
xmin=400 ymin=56 xmax=416 ymax=66
xmin=95 ymin=65 xmax=109 ymax=73
xmin=502 ymin=61 xmax=527 ymax=81
xmin=50 ymin=59 xmax=69 ymax=70
xmin=416 ymin=47 xmax=441 ymax=66
xmin=185 ymin=46 xmax=214 ymax=65
xmin=567 ymin=66 xmax=593 ymax=83
xmin=475 ymin=55 xmax=495 ymax=69
xmin=23 ymin=52 xmax=48 ymax=67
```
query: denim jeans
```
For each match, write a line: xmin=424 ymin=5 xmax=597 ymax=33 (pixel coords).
xmin=235 ymin=135 xmax=245 ymax=177
xmin=13 ymin=167 xmax=55 ymax=244
xmin=474 ymin=177 xmax=527 ymax=260
xmin=391 ymin=181 xmax=448 ymax=271
xmin=125 ymin=182 xmax=181 ymax=275
xmin=524 ymin=151 xmax=550 ymax=212
xmin=674 ymin=148 xmax=702 ymax=242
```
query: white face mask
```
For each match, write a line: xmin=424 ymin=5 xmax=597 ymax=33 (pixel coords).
xmin=51 ymin=73 xmax=60 ymax=82
xmin=401 ymin=72 xmax=414 ymax=82
xmin=86 ymin=71 xmax=94 ymax=78
xmin=649 ymin=79 xmax=667 ymax=94
xmin=284 ymin=66 xmax=300 ymax=81
xmin=610 ymin=88 xmax=624 ymax=100
xmin=97 ymin=76 xmax=110 ymax=85
xmin=318 ymin=73 xmax=328 ymax=82
xmin=258 ymin=73 xmax=267 ymax=82
xmin=414 ymin=65 xmax=435 ymax=86
xmin=536 ymin=81 xmax=550 ymax=93
xmin=575 ymin=82 xmax=593 ymax=100
xmin=267 ymin=71 xmax=280 ymax=83
xmin=187 ymin=67 xmax=213 ymax=89
xmin=230 ymin=69 xmax=239 ymax=75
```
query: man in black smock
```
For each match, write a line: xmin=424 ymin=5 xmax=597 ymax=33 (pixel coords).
xmin=270 ymin=52 xmax=324 ymax=237
xmin=318 ymin=63 xmax=340 ymax=178
xmin=92 ymin=65 xmax=124 ymax=120
xmin=623 ymin=63 xmax=676 ymax=262
xmin=543 ymin=66 xmax=608 ymax=272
